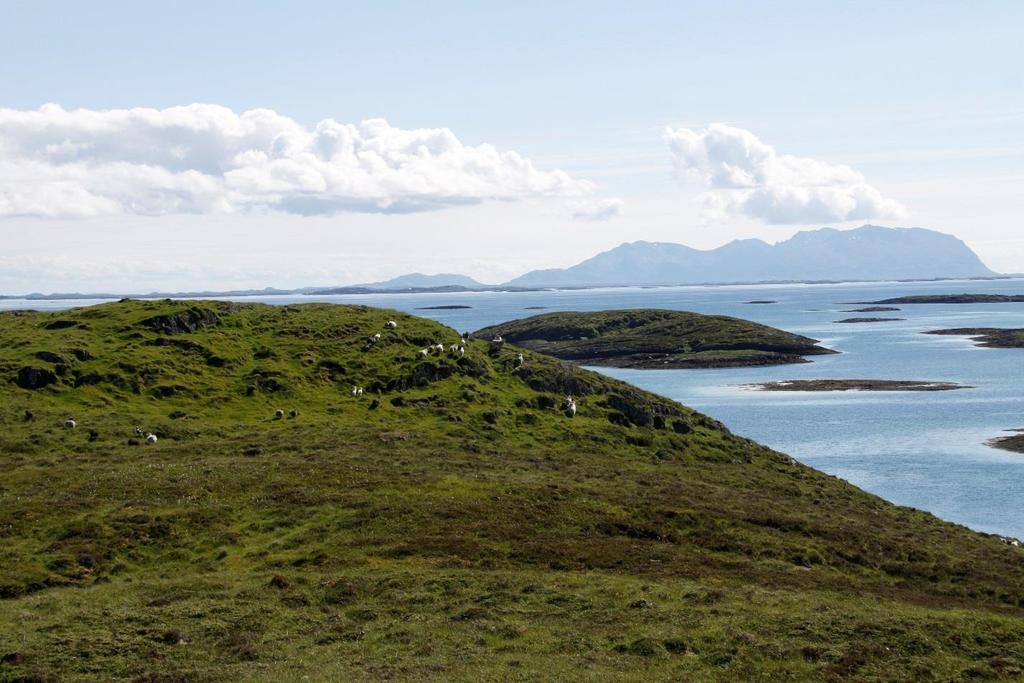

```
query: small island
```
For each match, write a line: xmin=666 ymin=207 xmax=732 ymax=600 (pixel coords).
xmin=745 ymin=300 xmax=777 ymax=304
xmin=834 ymin=317 xmax=905 ymax=323
xmin=415 ymin=305 xmax=473 ymax=310
xmin=842 ymin=306 xmax=901 ymax=313
xmin=989 ymin=430 xmax=1024 ymax=454
xmin=472 ymin=309 xmax=835 ymax=368
xmin=925 ymin=328 xmax=1024 ymax=348
xmin=747 ymin=379 xmax=970 ymax=392
xmin=860 ymin=294 xmax=1024 ymax=305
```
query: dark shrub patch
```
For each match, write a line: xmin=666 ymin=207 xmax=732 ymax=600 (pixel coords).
xmin=322 ymin=578 xmax=358 ymax=605
xmin=614 ymin=638 xmax=663 ymax=657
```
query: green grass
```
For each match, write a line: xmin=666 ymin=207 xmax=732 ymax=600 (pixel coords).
xmin=1 ymin=300 xmax=1024 ymax=681
xmin=472 ymin=309 xmax=834 ymax=368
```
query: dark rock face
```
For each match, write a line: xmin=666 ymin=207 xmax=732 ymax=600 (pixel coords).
xmin=142 ymin=307 xmax=220 ymax=334
xmin=513 ymin=364 xmax=601 ymax=397
xmin=15 ymin=366 xmax=58 ymax=390
xmin=409 ymin=362 xmax=455 ymax=387
xmin=603 ymin=390 xmax=687 ymax=429
xmin=35 ymin=351 xmax=68 ymax=364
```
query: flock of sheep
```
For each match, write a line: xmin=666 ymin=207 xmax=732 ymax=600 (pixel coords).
xmin=62 ymin=417 xmax=157 ymax=444
xmin=52 ymin=317 xmax=578 ymax=446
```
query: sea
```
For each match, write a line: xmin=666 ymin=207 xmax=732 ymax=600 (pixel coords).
xmin=4 ymin=278 xmax=1024 ymax=538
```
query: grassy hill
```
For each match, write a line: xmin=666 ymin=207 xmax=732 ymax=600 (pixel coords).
xmin=472 ymin=309 xmax=834 ymax=368
xmin=2 ymin=300 xmax=1024 ymax=681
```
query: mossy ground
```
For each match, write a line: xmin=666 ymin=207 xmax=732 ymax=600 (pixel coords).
xmin=2 ymin=300 xmax=1024 ymax=681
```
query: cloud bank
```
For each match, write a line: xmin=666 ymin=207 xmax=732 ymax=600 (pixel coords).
xmin=571 ymin=197 xmax=623 ymax=222
xmin=0 ymin=104 xmax=594 ymax=218
xmin=665 ymin=123 xmax=906 ymax=224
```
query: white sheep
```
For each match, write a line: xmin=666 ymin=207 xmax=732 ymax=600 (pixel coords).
xmin=458 ymin=346 xmax=465 ymax=356
xmin=515 ymin=353 xmax=524 ymax=366
xmin=145 ymin=433 xmax=158 ymax=444
xmin=64 ymin=418 xmax=77 ymax=429
xmin=386 ymin=320 xmax=398 ymax=329
xmin=435 ymin=343 xmax=445 ymax=353
xmin=491 ymin=335 xmax=503 ymax=343
xmin=418 ymin=348 xmax=429 ymax=358
xmin=357 ymin=387 xmax=364 ymax=396
xmin=449 ymin=343 xmax=460 ymax=354
xmin=274 ymin=408 xmax=285 ymax=419
xmin=351 ymin=386 xmax=359 ymax=396
xmin=567 ymin=401 xmax=577 ymax=417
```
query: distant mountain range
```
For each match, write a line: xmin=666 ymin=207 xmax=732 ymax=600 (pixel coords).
xmin=353 ymin=272 xmax=487 ymax=290
xmin=0 ymin=226 xmax=1003 ymax=300
xmin=504 ymin=226 xmax=997 ymax=287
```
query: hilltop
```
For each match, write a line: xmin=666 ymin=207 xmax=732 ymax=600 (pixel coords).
xmin=505 ymin=226 xmax=996 ymax=287
xmin=472 ymin=309 xmax=834 ymax=368
xmin=2 ymin=301 xmax=1024 ymax=680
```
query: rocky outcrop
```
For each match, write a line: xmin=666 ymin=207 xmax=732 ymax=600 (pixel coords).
xmin=15 ymin=366 xmax=58 ymax=390
xmin=141 ymin=307 xmax=220 ymax=335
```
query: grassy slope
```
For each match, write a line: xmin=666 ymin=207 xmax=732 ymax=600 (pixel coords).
xmin=1 ymin=301 xmax=1024 ymax=681
xmin=472 ymin=309 xmax=834 ymax=368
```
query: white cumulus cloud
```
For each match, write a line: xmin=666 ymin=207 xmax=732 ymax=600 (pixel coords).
xmin=664 ymin=123 xmax=906 ymax=224
xmin=571 ymin=197 xmax=624 ymax=222
xmin=0 ymin=103 xmax=595 ymax=218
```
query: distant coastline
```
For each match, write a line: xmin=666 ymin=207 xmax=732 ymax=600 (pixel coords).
xmin=2 ymin=274 xmax=1020 ymax=302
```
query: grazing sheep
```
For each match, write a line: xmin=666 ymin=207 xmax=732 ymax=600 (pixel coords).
xmin=352 ymin=386 xmax=364 ymax=397
xmin=386 ymin=320 xmax=398 ymax=329
xmin=145 ymin=433 xmax=158 ymax=444
xmin=274 ymin=408 xmax=285 ymax=419
xmin=514 ymin=353 xmax=524 ymax=367
xmin=64 ymin=418 xmax=77 ymax=429
xmin=435 ymin=343 xmax=445 ymax=353
xmin=449 ymin=343 xmax=460 ymax=354
xmin=134 ymin=426 xmax=144 ymax=436
xmin=358 ymin=387 xmax=364 ymax=396
xmin=491 ymin=335 xmax=503 ymax=343
xmin=289 ymin=409 xmax=298 ymax=418
xmin=418 ymin=348 xmax=429 ymax=358
xmin=567 ymin=401 xmax=577 ymax=418
xmin=370 ymin=332 xmax=382 ymax=343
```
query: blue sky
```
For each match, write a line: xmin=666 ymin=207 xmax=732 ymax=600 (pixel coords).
xmin=1 ymin=1 xmax=1022 ymax=291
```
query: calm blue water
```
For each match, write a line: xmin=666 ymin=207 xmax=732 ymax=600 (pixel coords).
xmin=5 ymin=279 xmax=1024 ymax=537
